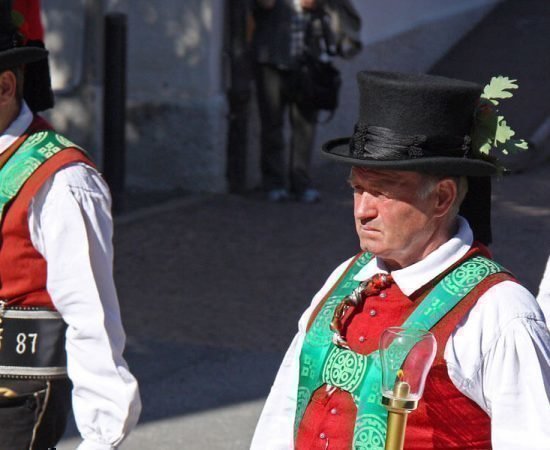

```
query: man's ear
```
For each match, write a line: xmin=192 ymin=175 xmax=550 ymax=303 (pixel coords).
xmin=433 ymin=178 xmax=457 ymax=217
xmin=0 ymin=70 xmax=17 ymax=107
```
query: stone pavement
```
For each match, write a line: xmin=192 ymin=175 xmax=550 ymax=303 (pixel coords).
xmin=56 ymin=157 xmax=550 ymax=450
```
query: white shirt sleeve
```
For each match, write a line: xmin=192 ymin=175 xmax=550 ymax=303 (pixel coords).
xmin=537 ymin=254 xmax=550 ymax=324
xmin=485 ymin=317 xmax=550 ymax=449
xmin=446 ymin=281 xmax=550 ymax=450
xmin=28 ymin=162 xmax=141 ymax=450
xmin=250 ymin=258 xmax=354 ymax=450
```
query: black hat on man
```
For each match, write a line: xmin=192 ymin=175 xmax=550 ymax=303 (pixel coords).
xmin=0 ymin=0 xmax=53 ymax=112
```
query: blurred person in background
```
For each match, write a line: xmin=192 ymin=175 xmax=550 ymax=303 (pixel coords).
xmin=251 ymin=0 xmax=323 ymax=203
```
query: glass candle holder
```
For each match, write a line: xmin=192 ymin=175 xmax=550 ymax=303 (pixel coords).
xmin=379 ymin=327 xmax=437 ymax=407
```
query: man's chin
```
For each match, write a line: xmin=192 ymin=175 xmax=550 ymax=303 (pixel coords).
xmin=359 ymin=239 xmax=380 ymax=254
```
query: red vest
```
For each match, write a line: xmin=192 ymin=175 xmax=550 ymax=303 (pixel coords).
xmin=0 ymin=116 xmax=94 ymax=309
xmin=296 ymin=246 xmax=513 ymax=450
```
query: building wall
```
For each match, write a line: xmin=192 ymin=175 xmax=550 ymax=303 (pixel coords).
xmin=359 ymin=0 xmax=500 ymax=44
xmin=42 ymin=1 xmax=103 ymax=164
xmin=41 ymin=0 xmax=500 ymax=194
xmin=112 ymin=0 xmax=227 ymax=192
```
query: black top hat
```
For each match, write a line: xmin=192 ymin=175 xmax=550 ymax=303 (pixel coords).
xmin=0 ymin=0 xmax=53 ymax=112
xmin=322 ymin=71 xmax=499 ymax=176
xmin=0 ymin=0 xmax=48 ymax=72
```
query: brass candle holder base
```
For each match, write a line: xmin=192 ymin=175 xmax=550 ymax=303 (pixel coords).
xmin=382 ymin=381 xmax=418 ymax=450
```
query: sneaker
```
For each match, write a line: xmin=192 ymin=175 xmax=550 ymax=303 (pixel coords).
xmin=296 ymin=188 xmax=320 ymax=203
xmin=266 ymin=188 xmax=290 ymax=202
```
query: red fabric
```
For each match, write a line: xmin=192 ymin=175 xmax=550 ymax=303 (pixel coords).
xmin=296 ymin=388 xmax=357 ymax=450
xmin=297 ymin=245 xmax=514 ymax=449
xmin=0 ymin=116 xmax=93 ymax=309
xmin=12 ymin=0 xmax=45 ymax=42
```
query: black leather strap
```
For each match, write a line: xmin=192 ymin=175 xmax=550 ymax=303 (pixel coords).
xmin=0 ymin=308 xmax=67 ymax=378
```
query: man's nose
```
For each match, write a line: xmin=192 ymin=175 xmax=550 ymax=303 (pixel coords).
xmin=354 ymin=192 xmax=377 ymax=220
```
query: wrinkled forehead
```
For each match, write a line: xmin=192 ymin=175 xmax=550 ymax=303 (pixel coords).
xmin=349 ymin=166 xmax=425 ymax=186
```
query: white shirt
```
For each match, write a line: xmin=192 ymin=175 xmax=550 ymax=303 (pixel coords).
xmin=251 ymin=217 xmax=550 ymax=450
xmin=1 ymin=103 xmax=141 ymax=450
xmin=537 ymin=255 xmax=550 ymax=323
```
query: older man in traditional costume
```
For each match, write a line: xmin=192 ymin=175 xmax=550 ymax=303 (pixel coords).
xmin=251 ymin=71 xmax=550 ymax=449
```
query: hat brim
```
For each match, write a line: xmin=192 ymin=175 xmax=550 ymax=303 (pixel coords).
xmin=322 ymin=137 xmax=500 ymax=177
xmin=0 ymin=47 xmax=48 ymax=72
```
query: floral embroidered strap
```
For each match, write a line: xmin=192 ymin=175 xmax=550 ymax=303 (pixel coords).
xmin=0 ymin=130 xmax=83 ymax=221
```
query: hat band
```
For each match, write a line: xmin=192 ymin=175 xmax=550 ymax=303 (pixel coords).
xmin=349 ymin=125 xmax=472 ymax=161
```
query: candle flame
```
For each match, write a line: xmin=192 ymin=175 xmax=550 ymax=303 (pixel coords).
xmin=397 ymin=369 xmax=405 ymax=380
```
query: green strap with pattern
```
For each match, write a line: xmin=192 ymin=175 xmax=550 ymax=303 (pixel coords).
xmin=295 ymin=253 xmax=506 ymax=449
xmin=0 ymin=130 xmax=82 ymax=220
xmin=295 ymin=252 xmax=374 ymax=432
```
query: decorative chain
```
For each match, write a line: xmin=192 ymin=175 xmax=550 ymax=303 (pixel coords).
xmin=330 ymin=274 xmax=394 ymax=349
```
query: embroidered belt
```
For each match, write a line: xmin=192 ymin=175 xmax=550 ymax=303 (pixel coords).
xmin=0 ymin=302 xmax=67 ymax=379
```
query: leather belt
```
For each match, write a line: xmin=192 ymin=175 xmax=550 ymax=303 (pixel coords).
xmin=0 ymin=302 xmax=67 ymax=379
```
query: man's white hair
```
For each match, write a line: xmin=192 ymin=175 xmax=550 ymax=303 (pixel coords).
xmin=418 ymin=174 xmax=468 ymax=217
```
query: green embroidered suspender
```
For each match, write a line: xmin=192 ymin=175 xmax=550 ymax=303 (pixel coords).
xmin=295 ymin=252 xmax=506 ymax=449
xmin=0 ymin=130 xmax=83 ymax=220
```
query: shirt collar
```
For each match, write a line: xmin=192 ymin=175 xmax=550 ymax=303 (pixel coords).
xmin=0 ymin=101 xmax=33 ymax=156
xmin=353 ymin=216 xmax=473 ymax=296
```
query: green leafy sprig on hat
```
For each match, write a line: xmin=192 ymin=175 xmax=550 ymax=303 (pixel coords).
xmin=472 ymin=76 xmax=528 ymax=156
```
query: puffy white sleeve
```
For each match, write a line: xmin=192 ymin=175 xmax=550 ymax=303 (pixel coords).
xmin=28 ymin=162 xmax=141 ymax=450
xmin=447 ymin=281 xmax=550 ymax=450
xmin=250 ymin=257 xmax=353 ymax=450
xmin=484 ymin=316 xmax=550 ymax=448
xmin=537 ymin=254 xmax=550 ymax=323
